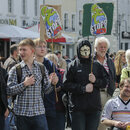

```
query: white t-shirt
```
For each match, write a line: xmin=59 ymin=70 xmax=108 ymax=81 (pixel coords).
xmin=101 ymin=96 xmax=130 ymax=122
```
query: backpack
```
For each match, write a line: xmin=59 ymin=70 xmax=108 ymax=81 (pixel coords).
xmin=8 ymin=62 xmax=45 ymax=129
xmin=12 ymin=62 xmax=45 ymax=103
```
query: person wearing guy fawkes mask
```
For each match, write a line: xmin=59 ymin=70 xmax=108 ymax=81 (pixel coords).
xmin=63 ymin=38 xmax=108 ymax=130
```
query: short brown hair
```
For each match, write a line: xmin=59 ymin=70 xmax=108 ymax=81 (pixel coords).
xmin=120 ymin=78 xmax=130 ymax=88
xmin=19 ymin=39 xmax=35 ymax=49
xmin=10 ymin=44 xmax=18 ymax=55
xmin=33 ymin=38 xmax=47 ymax=46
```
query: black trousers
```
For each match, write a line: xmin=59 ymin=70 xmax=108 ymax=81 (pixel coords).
xmin=0 ymin=115 xmax=5 ymax=130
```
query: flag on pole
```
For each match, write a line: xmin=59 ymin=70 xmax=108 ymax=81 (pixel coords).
xmin=82 ymin=3 xmax=114 ymax=36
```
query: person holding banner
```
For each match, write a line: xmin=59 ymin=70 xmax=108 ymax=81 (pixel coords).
xmin=93 ymin=36 xmax=116 ymax=130
xmin=94 ymin=36 xmax=116 ymax=104
xmin=63 ymin=38 xmax=107 ymax=130
xmin=34 ymin=38 xmax=59 ymax=130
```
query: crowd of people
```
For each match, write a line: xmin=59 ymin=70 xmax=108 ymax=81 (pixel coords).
xmin=0 ymin=36 xmax=130 ymax=130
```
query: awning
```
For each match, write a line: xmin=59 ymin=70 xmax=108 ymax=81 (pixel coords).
xmin=0 ymin=32 xmax=10 ymax=38
xmin=0 ymin=24 xmax=40 ymax=39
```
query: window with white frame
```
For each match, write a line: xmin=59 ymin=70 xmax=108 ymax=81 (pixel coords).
xmin=79 ymin=10 xmax=83 ymax=25
xmin=64 ymin=13 xmax=68 ymax=30
xmin=72 ymin=14 xmax=75 ymax=31
xmin=22 ymin=0 xmax=26 ymax=15
xmin=34 ymin=0 xmax=38 ymax=16
xmin=8 ymin=0 xmax=12 ymax=13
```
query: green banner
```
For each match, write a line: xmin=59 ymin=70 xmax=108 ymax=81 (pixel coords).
xmin=82 ymin=3 xmax=114 ymax=36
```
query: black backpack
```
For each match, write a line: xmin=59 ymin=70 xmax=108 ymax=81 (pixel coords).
xmin=8 ymin=62 xmax=45 ymax=128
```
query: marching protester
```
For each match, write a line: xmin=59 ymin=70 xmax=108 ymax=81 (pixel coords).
xmin=3 ymin=44 xmax=19 ymax=130
xmin=34 ymin=38 xmax=59 ymax=130
xmin=112 ymin=50 xmax=126 ymax=98
xmin=4 ymin=44 xmax=19 ymax=72
xmin=101 ymin=78 xmax=130 ymax=130
xmin=114 ymin=50 xmax=126 ymax=88
xmin=55 ymin=51 xmax=67 ymax=70
xmin=45 ymin=53 xmax=66 ymax=130
xmin=0 ymin=65 xmax=9 ymax=130
xmin=121 ymin=49 xmax=130 ymax=82
xmin=0 ymin=57 xmax=6 ymax=68
xmin=94 ymin=36 xmax=116 ymax=100
xmin=93 ymin=36 xmax=116 ymax=130
xmin=63 ymin=38 xmax=107 ymax=130
xmin=7 ymin=39 xmax=53 ymax=130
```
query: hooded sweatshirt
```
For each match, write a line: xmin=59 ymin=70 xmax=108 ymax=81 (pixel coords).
xmin=63 ymin=39 xmax=107 ymax=112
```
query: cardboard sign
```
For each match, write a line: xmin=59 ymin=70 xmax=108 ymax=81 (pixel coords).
xmin=40 ymin=5 xmax=62 ymax=41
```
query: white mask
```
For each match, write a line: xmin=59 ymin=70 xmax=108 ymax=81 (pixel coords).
xmin=80 ymin=45 xmax=90 ymax=57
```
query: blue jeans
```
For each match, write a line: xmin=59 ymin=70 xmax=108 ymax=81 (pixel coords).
xmin=16 ymin=114 xmax=48 ymax=130
xmin=56 ymin=112 xmax=65 ymax=130
xmin=72 ymin=111 xmax=101 ymax=130
xmin=4 ymin=116 xmax=10 ymax=130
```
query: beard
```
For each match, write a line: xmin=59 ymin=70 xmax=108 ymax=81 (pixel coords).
xmin=122 ymin=91 xmax=130 ymax=98
xmin=97 ymin=51 xmax=106 ymax=57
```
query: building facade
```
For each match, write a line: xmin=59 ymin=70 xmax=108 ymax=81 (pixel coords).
xmin=0 ymin=0 xmax=44 ymax=57
xmin=0 ymin=0 xmax=129 ymax=58
xmin=76 ymin=0 xmax=130 ymax=52
xmin=0 ymin=0 xmax=78 ymax=59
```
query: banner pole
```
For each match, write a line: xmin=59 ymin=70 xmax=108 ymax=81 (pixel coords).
xmin=51 ymin=36 xmax=58 ymax=103
xmin=91 ymin=35 xmax=96 ymax=73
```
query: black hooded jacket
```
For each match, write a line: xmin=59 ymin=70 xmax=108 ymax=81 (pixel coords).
xmin=93 ymin=53 xmax=116 ymax=96
xmin=63 ymin=39 xmax=107 ymax=112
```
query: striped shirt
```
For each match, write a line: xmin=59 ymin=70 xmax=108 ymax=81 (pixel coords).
xmin=101 ymin=96 xmax=130 ymax=122
xmin=97 ymin=57 xmax=109 ymax=88
xmin=97 ymin=56 xmax=109 ymax=74
xmin=7 ymin=60 xmax=53 ymax=116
